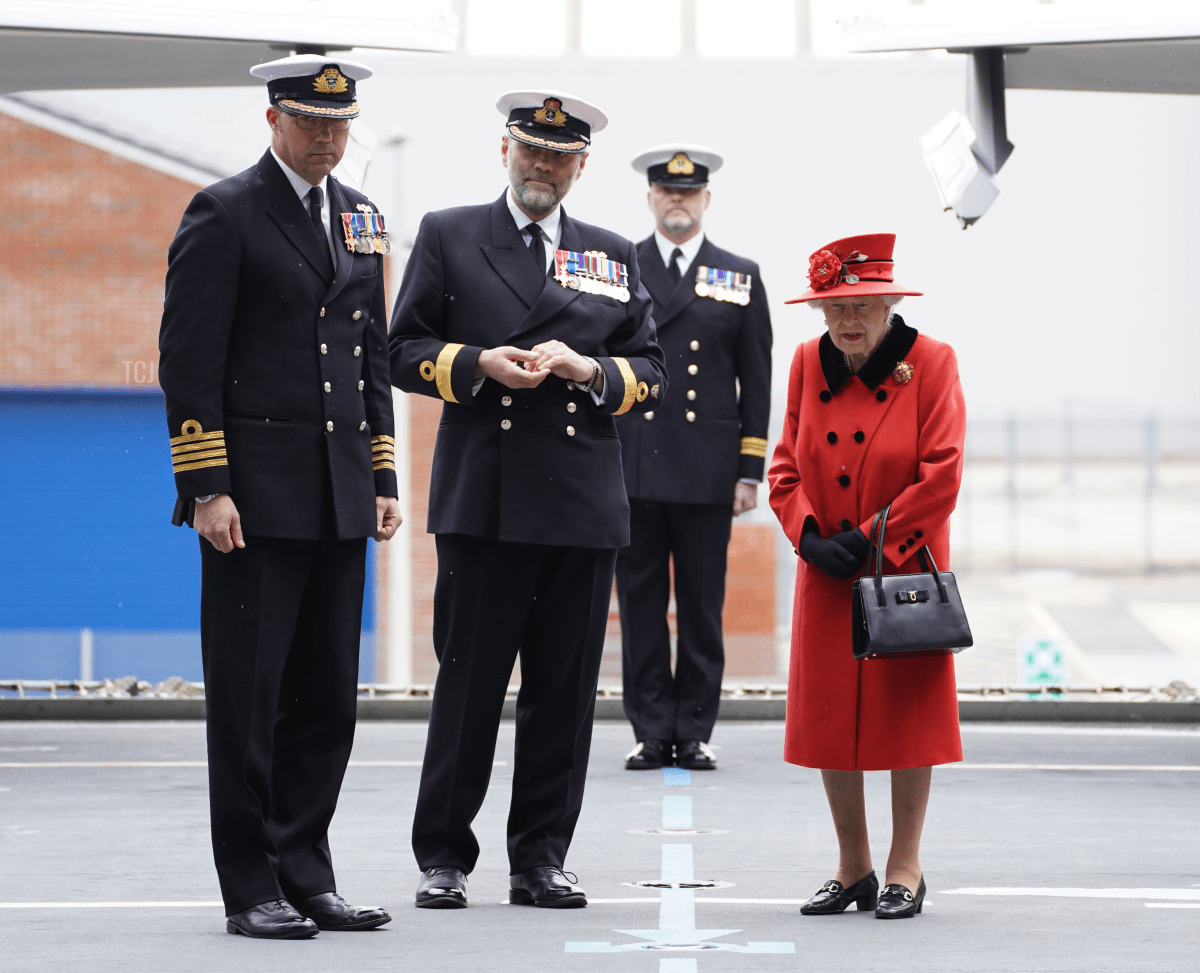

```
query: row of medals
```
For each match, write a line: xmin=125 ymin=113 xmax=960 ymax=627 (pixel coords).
xmin=351 ymin=233 xmax=391 ymax=255
xmin=558 ymin=273 xmax=631 ymax=303
xmin=695 ymin=281 xmax=751 ymax=306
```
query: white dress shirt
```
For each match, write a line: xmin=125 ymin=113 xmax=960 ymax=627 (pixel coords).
xmin=271 ymin=148 xmax=335 ymax=261
xmin=654 ymin=228 xmax=705 ymax=278
xmin=506 ymin=189 xmax=562 ymax=274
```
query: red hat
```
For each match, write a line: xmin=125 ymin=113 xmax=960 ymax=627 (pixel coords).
xmin=785 ymin=233 xmax=923 ymax=304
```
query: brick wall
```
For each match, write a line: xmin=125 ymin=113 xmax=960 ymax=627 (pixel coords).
xmin=0 ymin=114 xmax=195 ymax=388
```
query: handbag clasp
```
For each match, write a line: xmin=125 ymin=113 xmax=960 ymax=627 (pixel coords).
xmin=896 ymin=589 xmax=930 ymax=604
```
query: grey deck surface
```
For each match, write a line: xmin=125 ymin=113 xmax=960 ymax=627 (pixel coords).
xmin=2 ymin=720 xmax=1198 ymax=972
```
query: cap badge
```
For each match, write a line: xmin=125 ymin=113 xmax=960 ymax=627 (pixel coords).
xmin=533 ymin=98 xmax=568 ymax=127
xmin=694 ymin=265 xmax=752 ymax=305
xmin=554 ymin=249 xmax=630 ymax=303
xmin=666 ymin=152 xmax=695 ymax=176
xmin=313 ymin=68 xmax=349 ymax=95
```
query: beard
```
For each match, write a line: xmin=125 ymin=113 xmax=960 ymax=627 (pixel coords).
xmin=661 ymin=209 xmax=699 ymax=235
xmin=510 ymin=170 xmax=566 ymax=217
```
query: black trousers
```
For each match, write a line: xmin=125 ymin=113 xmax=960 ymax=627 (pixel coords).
xmin=199 ymin=535 xmax=366 ymax=915
xmin=412 ymin=533 xmax=616 ymax=875
xmin=616 ymin=500 xmax=732 ymax=743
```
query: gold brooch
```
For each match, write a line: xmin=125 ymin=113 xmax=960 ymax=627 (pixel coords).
xmin=892 ymin=361 xmax=914 ymax=385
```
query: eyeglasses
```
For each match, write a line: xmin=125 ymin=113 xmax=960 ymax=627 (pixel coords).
xmin=824 ymin=301 xmax=877 ymax=318
xmin=290 ymin=115 xmax=352 ymax=133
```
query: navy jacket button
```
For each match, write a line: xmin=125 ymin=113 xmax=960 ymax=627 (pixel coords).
xmin=819 ymin=390 xmax=832 ymax=403
xmin=854 ymin=430 xmax=865 ymax=443
xmin=840 ymin=519 xmax=853 ymax=531
xmin=827 ymin=431 xmax=838 ymax=444
xmin=838 ymin=474 xmax=850 ymax=487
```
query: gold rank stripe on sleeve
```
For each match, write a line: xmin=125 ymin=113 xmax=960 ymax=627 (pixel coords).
xmin=740 ymin=436 xmax=769 ymax=459
xmin=371 ymin=434 xmax=396 ymax=472
xmin=169 ymin=420 xmax=228 ymax=473
xmin=612 ymin=357 xmax=639 ymax=416
xmin=434 ymin=343 xmax=465 ymax=404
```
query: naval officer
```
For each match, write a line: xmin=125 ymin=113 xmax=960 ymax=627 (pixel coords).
xmin=390 ymin=90 xmax=667 ymax=910
xmin=617 ymin=145 xmax=773 ymax=772
xmin=158 ymin=54 xmax=397 ymax=939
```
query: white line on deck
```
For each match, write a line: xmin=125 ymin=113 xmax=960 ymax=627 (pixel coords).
xmin=0 ymin=902 xmax=223 ymax=909
xmin=0 ymin=760 xmax=504 ymax=769
xmin=951 ymin=763 xmax=1200 ymax=771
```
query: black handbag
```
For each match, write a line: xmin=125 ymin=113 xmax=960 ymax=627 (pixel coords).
xmin=851 ymin=503 xmax=973 ymax=661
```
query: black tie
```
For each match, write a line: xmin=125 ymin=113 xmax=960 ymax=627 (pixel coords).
xmin=668 ymin=247 xmax=683 ymax=282
xmin=307 ymin=185 xmax=325 ymax=239
xmin=527 ymin=222 xmax=546 ymax=275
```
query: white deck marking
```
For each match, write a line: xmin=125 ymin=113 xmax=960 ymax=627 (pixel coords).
xmin=0 ymin=760 xmax=504 ymax=769
xmin=944 ymin=888 xmax=1200 ymax=900
xmin=951 ymin=763 xmax=1200 ymax=771
xmin=0 ymin=901 xmax=222 ymax=909
xmin=1145 ymin=903 xmax=1200 ymax=909
xmin=563 ymin=772 xmax=794 ymax=954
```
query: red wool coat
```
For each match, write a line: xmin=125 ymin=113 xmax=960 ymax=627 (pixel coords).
xmin=768 ymin=320 xmax=965 ymax=771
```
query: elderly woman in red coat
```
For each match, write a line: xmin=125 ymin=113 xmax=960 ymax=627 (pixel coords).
xmin=768 ymin=233 xmax=965 ymax=920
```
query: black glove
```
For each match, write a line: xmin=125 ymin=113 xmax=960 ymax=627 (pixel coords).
xmin=830 ymin=527 xmax=870 ymax=569
xmin=799 ymin=523 xmax=869 ymax=581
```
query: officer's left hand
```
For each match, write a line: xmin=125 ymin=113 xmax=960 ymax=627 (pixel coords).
xmin=733 ymin=482 xmax=758 ymax=517
xmin=376 ymin=496 xmax=402 ymax=541
xmin=527 ymin=340 xmax=601 ymax=390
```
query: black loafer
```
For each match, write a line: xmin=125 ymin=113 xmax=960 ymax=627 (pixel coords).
xmin=876 ymin=876 xmax=926 ymax=919
xmin=226 ymin=899 xmax=319 ymax=939
xmin=415 ymin=866 xmax=468 ymax=909
xmin=675 ymin=740 xmax=717 ymax=771
xmin=509 ymin=866 xmax=587 ymax=908
xmin=625 ymin=739 xmax=671 ymax=770
xmin=294 ymin=891 xmax=391 ymax=930
xmin=800 ymin=871 xmax=879 ymax=915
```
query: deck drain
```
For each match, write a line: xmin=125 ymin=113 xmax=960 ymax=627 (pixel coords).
xmin=641 ymin=943 xmax=722 ymax=951
xmin=622 ymin=880 xmax=735 ymax=890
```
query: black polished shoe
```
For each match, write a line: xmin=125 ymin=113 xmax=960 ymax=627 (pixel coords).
xmin=675 ymin=740 xmax=717 ymax=771
xmin=226 ymin=899 xmax=319 ymax=939
xmin=625 ymin=739 xmax=671 ymax=770
xmin=294 ymin=891 xmax=391 ymax=930
xmin=415 ymin=866 xmax=468 ymax=909
xmin=509 ymin=866 xmax=587 ymax=908
xmin=875 ymin=876 xmax=926 ymax=919
xmin=800 ymin=871 xmax=879 ymax=915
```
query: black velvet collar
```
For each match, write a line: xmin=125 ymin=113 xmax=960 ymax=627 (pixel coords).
xmin=818 ymin=316 xmax=918 ymax=393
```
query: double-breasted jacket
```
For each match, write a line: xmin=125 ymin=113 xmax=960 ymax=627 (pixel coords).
xmin=768 ymin=319 xmax=966 ymax=770
xmin=389 ymin=194 xmax=667 ymax=549
xmin=159 ymin=150 xmax=397 ymax=540
xmin=617 ymin=236 xmax=772 ymax=504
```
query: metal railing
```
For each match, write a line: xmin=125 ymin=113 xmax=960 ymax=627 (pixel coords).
xmin=3 ymin=679 xmax=1195 ymax=702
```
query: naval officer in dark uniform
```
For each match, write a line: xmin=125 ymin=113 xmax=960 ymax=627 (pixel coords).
xmin=158 ymin=54 xmax=397 ymax=939
xmin=390 ymin=91 xmax=667 ymax=910
xmin=617 ymin=145 xmax=773 ymax=772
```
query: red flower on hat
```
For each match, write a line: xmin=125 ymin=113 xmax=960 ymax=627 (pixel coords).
xmin=808 ymin=250 xmax=843 ymax=291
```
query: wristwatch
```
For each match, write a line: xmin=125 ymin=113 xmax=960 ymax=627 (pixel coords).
xmin=195 ymin=494 xmax=219 ymax=504
xmin=575 ymin=358 xmax=601 ymax=394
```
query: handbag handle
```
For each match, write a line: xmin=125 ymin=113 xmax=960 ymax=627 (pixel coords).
xmin=868 ymin=503 xmax=949 ymax=605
